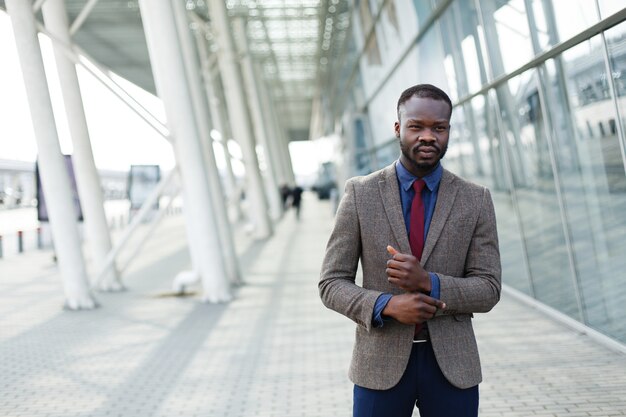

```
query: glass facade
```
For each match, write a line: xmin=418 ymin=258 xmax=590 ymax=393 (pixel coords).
xmin=329 ymin=0 xmax=626 ymax=343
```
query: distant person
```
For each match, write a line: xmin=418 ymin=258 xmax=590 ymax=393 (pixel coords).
xmin=319 ymin=84 xmax=501 ymax=417
xmin=291 ymin=185 xmax=303 ymax=219
xmin=279 ymin=183 xmax=291 ymax=210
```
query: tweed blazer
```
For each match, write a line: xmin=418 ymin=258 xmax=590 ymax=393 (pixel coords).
xmin=319 ymin=162 xmax=501 ymax=390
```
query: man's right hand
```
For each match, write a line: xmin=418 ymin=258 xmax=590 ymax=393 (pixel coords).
xmin=382 ymin=293 xmax=446 ymax=325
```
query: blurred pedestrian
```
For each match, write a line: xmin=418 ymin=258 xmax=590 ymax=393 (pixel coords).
xmin=291 ymin=185 xmax=303 ymax=219
xmin=279 ymin=183 xmax=291 ymax=210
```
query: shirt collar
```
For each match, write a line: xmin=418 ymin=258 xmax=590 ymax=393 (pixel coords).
xmin=395 ymin=159 xmax=443 ymax=192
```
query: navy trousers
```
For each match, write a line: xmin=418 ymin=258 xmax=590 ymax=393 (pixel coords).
xmin=353 ymin=341 xmax=479 ymax=417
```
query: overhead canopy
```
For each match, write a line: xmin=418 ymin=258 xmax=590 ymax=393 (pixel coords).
xmin=1 ymin=0 xmax=352 ymax=141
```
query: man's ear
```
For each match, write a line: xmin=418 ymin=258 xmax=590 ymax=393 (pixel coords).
xmin=394 ymin=121 xmax=400 ymax=138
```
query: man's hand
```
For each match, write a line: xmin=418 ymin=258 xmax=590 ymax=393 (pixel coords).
xmin=386 ymin=245 xmax=431 ymax=293
xmin=381 ymin=292 xmax=446 ymax=325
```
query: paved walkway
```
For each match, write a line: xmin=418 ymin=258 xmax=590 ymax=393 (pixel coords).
xmin=0 ymin=194 xmax=625 ymax=416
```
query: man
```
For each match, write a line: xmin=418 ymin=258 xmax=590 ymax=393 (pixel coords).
xmin=319 ymin=84 xmax=501 ymax=417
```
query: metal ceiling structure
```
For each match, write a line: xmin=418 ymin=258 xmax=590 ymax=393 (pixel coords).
xmin=0 ymin=0 xmax=352 ymax=142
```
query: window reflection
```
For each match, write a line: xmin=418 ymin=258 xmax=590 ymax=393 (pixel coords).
xmin=478 ymin=0 xmax=534 ymax=77
xmin=598 ymin=0 xmax=626 ymax=19
xmin=447 ymin=93 xmax=534 ymax=295
xmin=412 ymin=0 xmax=436 ymax=25
xmin=439 ymin=1 xmax=486 ymax=99
xmin=545 ymin=36 xmax=626 ymax=340
xmin=544 ymin=0 xmax=600 ymax=43
xmin=606 ymin=25 xmax=626 ymax=129
xmin=496 ymin=72 xmax=580 ymax=317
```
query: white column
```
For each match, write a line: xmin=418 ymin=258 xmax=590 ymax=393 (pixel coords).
xmin=213 ymin=74 xmax=245 ymax=221
xmin=41 ymin=0 xmax=122 ymax=291
xmin=255 ymin=61 xmax=290 ymax=186
xmin=194 ymin=29 xmax=243 ymax=222
xmin=171 ymin=0 xmax=241 ymax=286
xmin=6 ymin=0 xmax=96 ymax=309
xmin=138 ymin=0 xmax=231 ymax=302
xmin=208 ymin=0 xmax=273 ymax=239
xmin=263 ymin=84 xmax=296 ymax=185
xmin=232 ymin=17 xmax=283 ymax=220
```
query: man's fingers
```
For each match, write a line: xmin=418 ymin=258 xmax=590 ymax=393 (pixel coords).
xmin=386 ymin=246 xmax=417 ymax=263
xmin=418 ymin=293 xmax=446 ymax=309
xmin=386 ymin=268 xmax=403 ymax=278
xmin=386 ymin=245 xmax=399 ymax=255
xmin=386 ymin=259 xmax=408 ymax=271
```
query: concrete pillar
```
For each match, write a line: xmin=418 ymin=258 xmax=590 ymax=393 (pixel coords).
xmin=264 ymin=84 xmax=296 ymax=185
xmin=6 ymin=0 xmax=96 ymax=309
xmin=255 ymin=61 xmax=290 ymax=186
xmin=138 ymin=0 xmax=231 ymax=302
xmin=207 ymin=0 xmax=273 ymax=239
xmin=232 ymin=17 xmax=283 ymax=220
xmin=171 ymin=0 xmax=241 ymax=286
xmin=41 ymin=0 xmax=122 ymax=291
xmin=194 ymin=29 xmax=243 ymax=222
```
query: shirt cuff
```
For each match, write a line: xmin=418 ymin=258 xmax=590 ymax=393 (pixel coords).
xmin=372 ymin=293 xmax=394 ymax=328
xmin=429 ymin=272 xmax=440 ymax=300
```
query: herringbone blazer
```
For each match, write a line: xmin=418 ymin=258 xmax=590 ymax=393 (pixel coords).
xmin=319 ymin=162 xmax=501 ymax=390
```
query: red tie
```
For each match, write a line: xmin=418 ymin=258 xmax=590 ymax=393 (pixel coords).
xmin=410 ymin=179 xmax=426 ymax=336
xmin=409 ymin=179 xmax=426 ymax=260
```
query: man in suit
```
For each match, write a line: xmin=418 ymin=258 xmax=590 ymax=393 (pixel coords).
xmin=319 ymin=84 xmax=501 ymax=417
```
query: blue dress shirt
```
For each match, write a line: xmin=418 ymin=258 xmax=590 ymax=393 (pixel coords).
xmin=372 ymin=161 xmax=443 ymax=327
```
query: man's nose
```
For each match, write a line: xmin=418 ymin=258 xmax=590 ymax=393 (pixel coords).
xmin=418 ymin=131 xmax=436 ymax=142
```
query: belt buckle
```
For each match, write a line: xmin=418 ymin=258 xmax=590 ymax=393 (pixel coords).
xmin=413 ymin=327 xmax=429 ymax=343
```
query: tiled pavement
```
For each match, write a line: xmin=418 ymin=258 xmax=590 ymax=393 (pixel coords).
xmin=0 ymin=194 xmax=625 ymax=417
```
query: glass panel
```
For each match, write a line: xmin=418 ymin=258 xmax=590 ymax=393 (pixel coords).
xmin=439 ymin=1 xmax=487 ymax=100
xmin=496 ymin=71 xmax=580 ymax=317
xmin=479 ymin=0 xmax=534 ymax=77
xmin=445 ymin=105 xmax=470 ymax=177
xmin=412 ymin=0 xmax=436 ymax=26
xmin=530 ymin=0 xmax=600 ymax=48
xmin=449 ymin=93 xmax=534 ymax=295
xmin=597 ymin=0 xmax=626 ymax=18
xmin=605 ymin=25 xmax=626 ymax=142
xmin=359 ymin=0 xmax=375 ymax=34
xmin=544 ymin=34 xmax=626 ymax=342
xmin=374 ymin=140 xmax=398 ymax=170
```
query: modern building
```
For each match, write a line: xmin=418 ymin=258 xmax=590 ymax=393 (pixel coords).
xmin=1 ymin=0 xmax=625 ymax=345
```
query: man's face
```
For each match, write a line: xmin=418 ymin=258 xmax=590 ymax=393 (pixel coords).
xmin=394 ymin=96 xmax=450 ymax=177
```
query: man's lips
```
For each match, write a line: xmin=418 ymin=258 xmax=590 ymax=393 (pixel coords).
xmin=414 ymin=146 xmax=439 ymax=156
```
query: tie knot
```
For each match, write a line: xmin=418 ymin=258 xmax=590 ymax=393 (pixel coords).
xmin=412 ymin=179 xmax=426 ymax=193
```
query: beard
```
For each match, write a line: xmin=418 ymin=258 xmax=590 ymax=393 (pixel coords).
xmin=399 ymin=139 xmax=448 ymax=172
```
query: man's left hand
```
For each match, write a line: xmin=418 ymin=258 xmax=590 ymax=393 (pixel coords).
xmin=386 ymin=251 xmax=431 ymax=293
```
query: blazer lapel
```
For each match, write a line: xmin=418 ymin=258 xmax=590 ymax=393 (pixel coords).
xmin=421 ymin=169 xmax=458 ymax=265
xmin=378 ymin=162 xmax=411 ymax=254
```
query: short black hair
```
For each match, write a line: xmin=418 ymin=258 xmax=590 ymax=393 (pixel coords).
xmin=397 ymin=84 xmax=452 ymax=120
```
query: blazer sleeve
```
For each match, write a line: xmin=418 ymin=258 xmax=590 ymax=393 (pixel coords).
xmin=436 ymin=187 xmax=502 ymax=315
xmin=319 ymin=179 xmax=383 ymax=332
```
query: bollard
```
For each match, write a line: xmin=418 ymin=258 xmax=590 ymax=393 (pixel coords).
xmin=0 ymin=235 xmax=3 ymax=259
xmin=17 ymin=230 xmax=24 ymax=253
xmin=37 ymin=227 xmax=43 ymax=249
